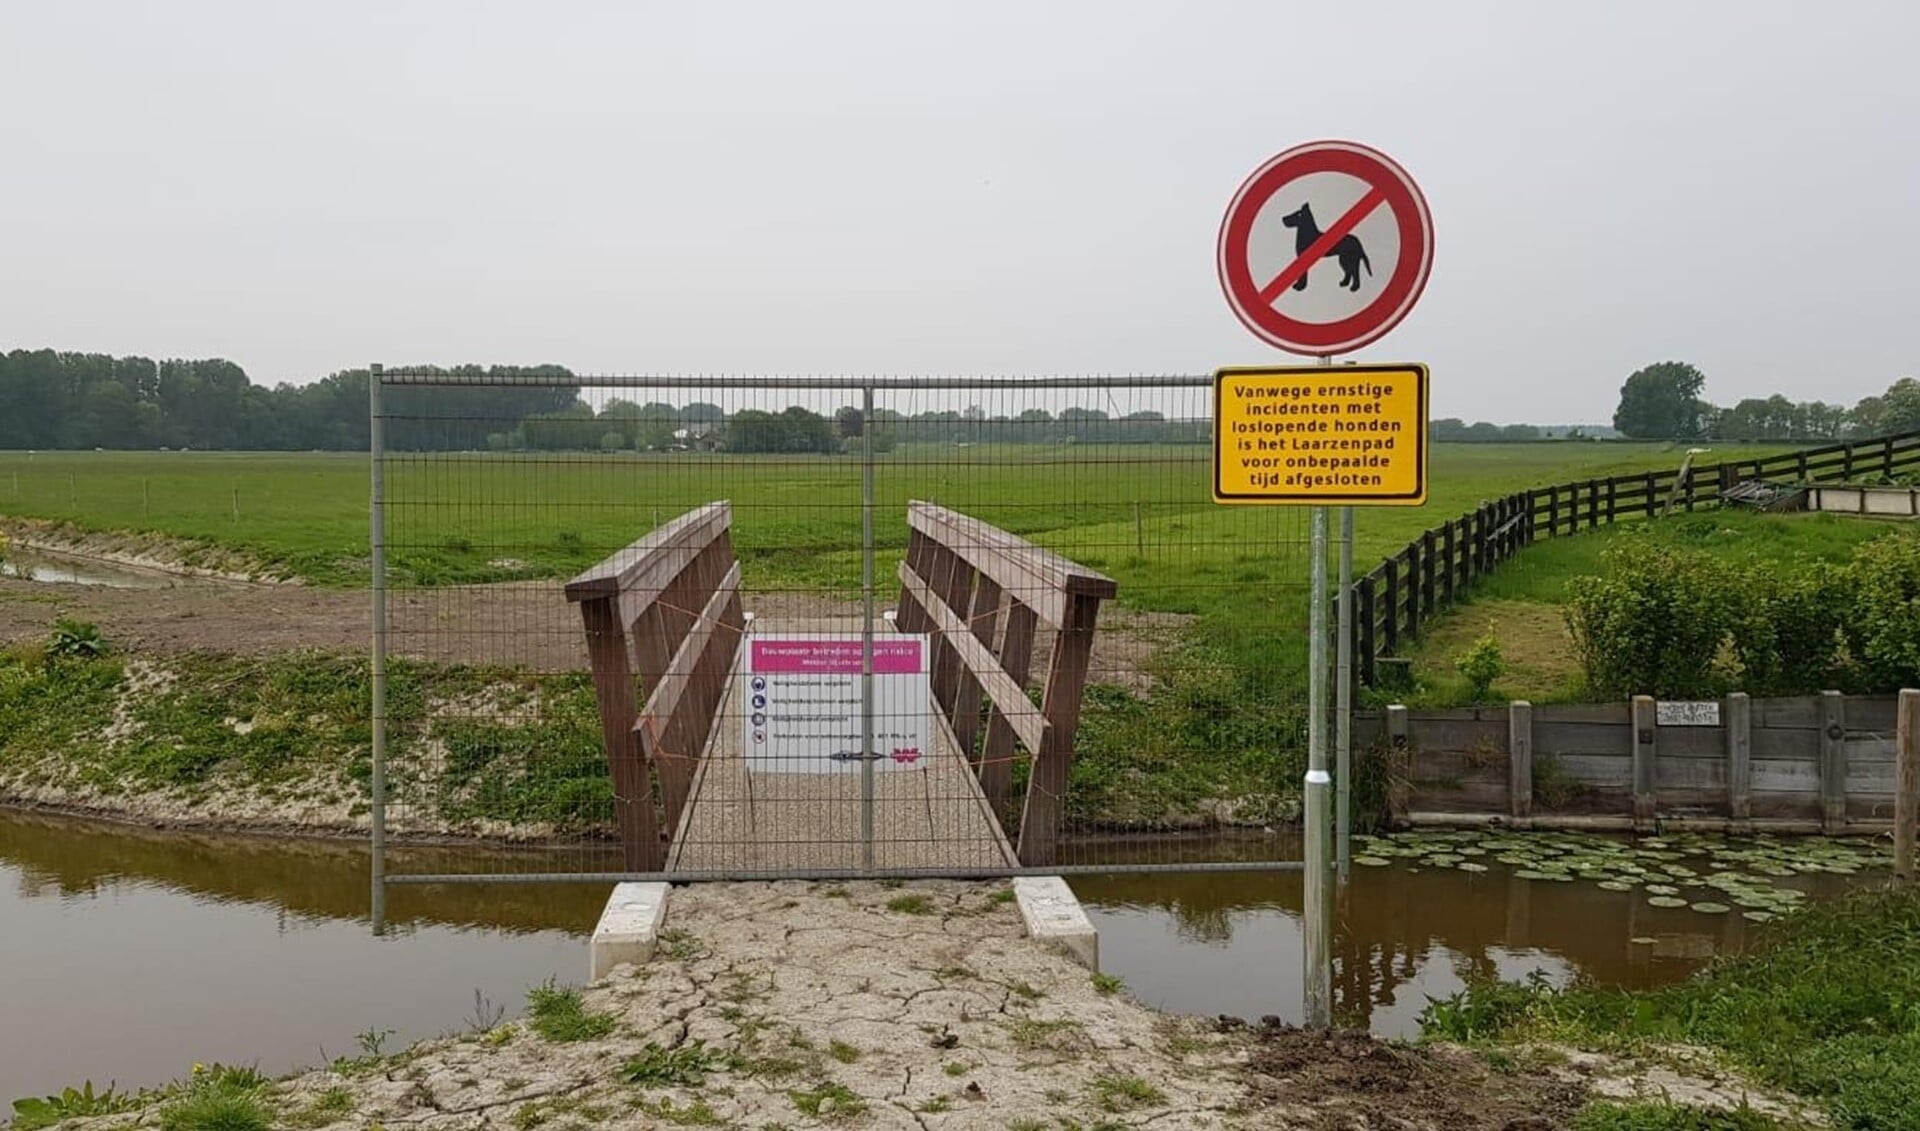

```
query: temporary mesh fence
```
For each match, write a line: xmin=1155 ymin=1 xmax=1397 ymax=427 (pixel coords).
xmin=372 ymin=371 xmax=1316 ymax=883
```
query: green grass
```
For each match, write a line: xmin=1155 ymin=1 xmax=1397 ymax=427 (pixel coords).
xmin=1088 ymin=1073 xmax=1166 ymax=1112
xmin=1420 ymin=886 xmax=1920 ymax=1131
xmin=0 ymin=442 xmax=1826 ymax=832
xmin=525 ymin=981 xmax=615 ymax=1042
xmin=619 ymin=1040 xmax=730 ymax=1088
xmin=885 ymin=893 xmax=934 ymax=915
xmin=787 ymin=1080 xmax=865 ymax=1122
xmin=0 ymin=443 xmax=1808 ymax=598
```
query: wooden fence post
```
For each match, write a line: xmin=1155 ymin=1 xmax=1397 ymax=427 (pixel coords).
xmin=1632 ymin=695 xmax=1657 ymax=831
xmin=1820 ymin=690 xmax=1846 ymax=834
xmin=1441 ymin=521 xmax=1456 ymax=604
xmin=1897 ymin=689 xmax=1918 ymax=881
xmin=1726 ymin=692 xmax=1751 ymax=827
xmin=1405 ymin=544 xmax=1422 ymax=639
xmin=1383 ymin=558 xmax=1400 ymax=656
xmin=1386 ymin=704 xmax=1410 ymax=825
xmin=1509 ymin=700 xmax=1533 ymax=820
xmin=1358 ymin=577 xmax=1377 ymax=686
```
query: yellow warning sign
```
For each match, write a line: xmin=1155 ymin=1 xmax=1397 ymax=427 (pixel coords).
xmin=1213 ymin=364 xmax=1428 ymax=505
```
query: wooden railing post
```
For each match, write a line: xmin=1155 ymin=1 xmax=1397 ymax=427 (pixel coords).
xmin=1440 ymin=521 xmax=1456 ymax=603
xmin=978 ymin=600 xmax=1038 ymax=812
xmin=580 ymin=597 xmax=662 ymax=872
xmin=951 ymin=576 xmax=1003 ymax=760
xmin=1547 ymin=485 xmax=1560 ymax=536
xmin=1018 ymin=594 xmax=1101 ymax=866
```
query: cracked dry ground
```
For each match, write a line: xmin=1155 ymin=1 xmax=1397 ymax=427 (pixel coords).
xmin=66 ymin=882 xmax=1585 ymax=1130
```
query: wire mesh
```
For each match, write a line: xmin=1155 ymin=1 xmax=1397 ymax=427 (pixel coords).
xmin=374 ymin=372 xmax=1314 ymax=881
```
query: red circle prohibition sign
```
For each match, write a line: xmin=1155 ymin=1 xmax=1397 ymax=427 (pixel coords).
xmin=1217 ymin=140 xmax=1433 ymax=356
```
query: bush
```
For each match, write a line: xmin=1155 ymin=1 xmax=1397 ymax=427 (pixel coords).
xmin=1724 ymin=558 xmax=1849 ymax=695
xmin=1454 ymin=633 xmax=1504 ymax=701
xmin=1845 ymin=533 xmax=1920 ymax=690
xmin=1566 ymin=541 xmax=1731 ymax=697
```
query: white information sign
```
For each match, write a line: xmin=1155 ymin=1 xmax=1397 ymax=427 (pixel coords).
xmin=740 ymin=633 xmax=932 ymax=774
xmin=1656 ymin=700 xmax=1721 ymax=727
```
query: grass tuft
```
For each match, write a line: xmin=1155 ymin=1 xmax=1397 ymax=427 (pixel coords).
xmin=526 ymin=981 xmax=615 ymax=1043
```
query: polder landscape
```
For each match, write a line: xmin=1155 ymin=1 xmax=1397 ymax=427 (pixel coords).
xmin=7 ymin=6 xmax=1920 ymax=1131
xmin=3 ymin=349 xmax=1919 ymax=1131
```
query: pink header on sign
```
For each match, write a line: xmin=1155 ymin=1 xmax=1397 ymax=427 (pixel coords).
xmin=752 ymin=638 xmax=923 ymax=675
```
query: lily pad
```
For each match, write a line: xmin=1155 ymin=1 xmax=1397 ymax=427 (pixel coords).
xmin=1353 ymin=855 xmax=1391 ymax=867
xmin=1691 ymin=902 xmax=1731 ymax=915
xmin=1647 ymin=896 xmax=1689 ymax=909
xmin=1597 ymin=881 xmax=1634 ymax=892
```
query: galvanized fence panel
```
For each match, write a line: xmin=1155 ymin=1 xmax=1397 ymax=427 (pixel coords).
xmin=370 ymin=371 xmax=1313 ymax=883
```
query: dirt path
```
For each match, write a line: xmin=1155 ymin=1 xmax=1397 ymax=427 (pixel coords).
xmin=0 ymin=574 xmax=1187 ymax=681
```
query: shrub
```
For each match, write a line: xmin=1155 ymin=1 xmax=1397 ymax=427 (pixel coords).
xmin=1454 ymin=632 xmax=1504 ymax=701
xmin=1724 ymin=558 xmax=1849 ymax=695
xmin=1844 ymin=533 xmax=1920 ymax=690
xmin=1566 ymin=541 xmax=1731 ymax=697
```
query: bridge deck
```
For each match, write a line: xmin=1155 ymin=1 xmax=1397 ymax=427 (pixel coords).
xmin=666 ymin=619 xmax=1017 ymax=874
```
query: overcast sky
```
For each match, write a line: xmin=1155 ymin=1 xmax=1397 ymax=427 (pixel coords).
xmin=4 ymin=1 xmax=1915 ymax=423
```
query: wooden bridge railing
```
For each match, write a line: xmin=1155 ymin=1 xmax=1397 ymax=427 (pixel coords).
xmin=565 ymin=502 xmax=745 ymax=871
xmin=894 ymin=501 xmax=1118 ymax=866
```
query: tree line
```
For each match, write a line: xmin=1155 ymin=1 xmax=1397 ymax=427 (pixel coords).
xmin=1613 ymin=361 xmax=1920 ymax=441
xmin=0 ymin=349 xmax=1209 ymax=452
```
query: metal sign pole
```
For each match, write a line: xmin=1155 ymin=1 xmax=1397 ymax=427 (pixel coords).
xmin=1304 ymin=502 xmax=1332 ymax=1028
xmin=367 ymin=363 xmax=389 ymax=935
xmin=1337 ymin=504 xmax=1354 ymax=885
xmin=860 ymin=382 xmax=877 ymax=872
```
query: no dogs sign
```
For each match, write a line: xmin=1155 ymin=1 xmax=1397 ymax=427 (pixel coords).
xmin=1216 ymin=140 xmax=1433 ymax=356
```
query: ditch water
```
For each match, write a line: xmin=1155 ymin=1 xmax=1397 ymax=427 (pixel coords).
xmin=0 ymin=810 xmax=1883 ymax=1106
xmin=0 ymin=549 xmax=176 ymax=588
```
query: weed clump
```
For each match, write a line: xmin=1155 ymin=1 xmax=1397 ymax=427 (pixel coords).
xmin=525 ymin=981 xmax=615 ymax=1042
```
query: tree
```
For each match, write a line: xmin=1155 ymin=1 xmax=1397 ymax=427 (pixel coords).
xmin=1613 ymin=361 xmax=1708 ymax=439
xmin=1858 ymin=378 xmax=1920 ymax=436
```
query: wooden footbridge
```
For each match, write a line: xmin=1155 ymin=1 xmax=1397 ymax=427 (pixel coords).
xmin=563 ymin=501 xmax=1115 ymax=876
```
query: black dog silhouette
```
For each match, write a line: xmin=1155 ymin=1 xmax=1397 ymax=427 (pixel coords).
xmin=1280 ymin=202 xmax=1371 ymax=292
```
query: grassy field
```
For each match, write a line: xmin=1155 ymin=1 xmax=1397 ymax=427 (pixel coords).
xmin=0 ymin=441 xmax=1820 ymax=831
xmin=0 ymin=441 xmax=1807 ymax=589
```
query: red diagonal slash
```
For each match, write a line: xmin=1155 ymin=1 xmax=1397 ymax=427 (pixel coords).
xmin=1256 ymin=186 xmax=1387 ymax=306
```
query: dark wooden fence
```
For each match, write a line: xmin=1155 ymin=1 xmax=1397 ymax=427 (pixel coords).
xmin=1352 ymin=430 xmax=1920 ymax=686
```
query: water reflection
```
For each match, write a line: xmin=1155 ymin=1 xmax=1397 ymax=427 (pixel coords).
xmin=0 ymin=550 xmax=175 ymax=588
xmin=0 ymin=811 xmax=602 ymax=1104
xmin=0 ymin=811 xmax=1866 ymax=1104
xmin=1072 ymin=838 xmax=1861 ymax=1038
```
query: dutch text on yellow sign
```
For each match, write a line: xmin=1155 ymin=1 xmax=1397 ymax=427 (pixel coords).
xmin=1213 ymin=364 xmax=1428 ymax=505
